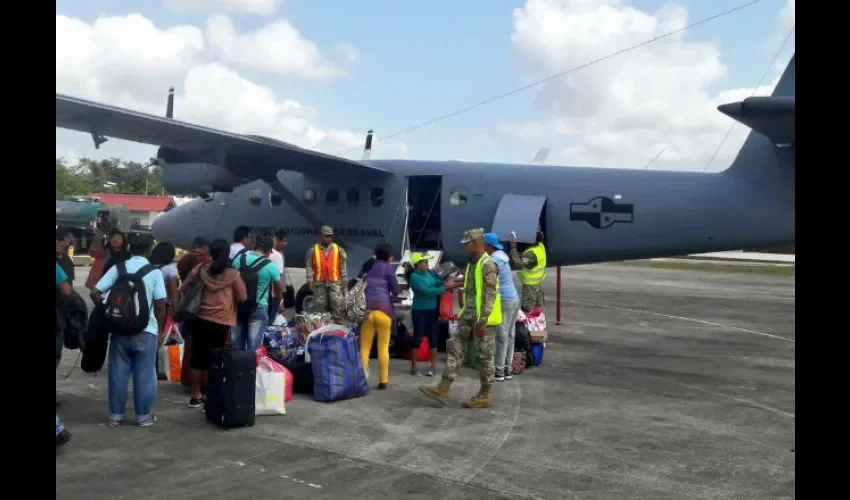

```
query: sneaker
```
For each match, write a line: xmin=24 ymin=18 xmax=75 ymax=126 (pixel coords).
xmin=56 ymin=430 xmax=72 ymax=448
xmin=495 ymin=375 xmax=505 ymax=382
xmin=188 ymin=397 xmax=204 ymax=408
xmin=377 ymin=383 xmax=388 ymax=390
xmin=426 ymin=370 xmax=436 ymax=377
xmin=410 ymin=368 xmax=421 ymax=376
xmin=107 ymin=419 xmax=122 ymax=428
xmin=505 ymin=374 xmax=513 ymax=380
xmin=137 ymin=414 xmax=158 ymax=427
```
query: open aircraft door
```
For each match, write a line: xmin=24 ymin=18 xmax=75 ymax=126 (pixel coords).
xmin=490 ymin=194 xmax=547 ymax=243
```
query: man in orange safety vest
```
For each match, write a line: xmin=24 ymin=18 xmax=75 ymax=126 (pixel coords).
xmin=305 ymin=226 xmax=348 ymax=320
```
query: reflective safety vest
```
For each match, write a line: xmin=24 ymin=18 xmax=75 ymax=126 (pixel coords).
xmin=312 ymin=243 xmax=341 ymax=282
xmin=460 ymin=254 xmax=502 ymax=326
xmin=518 ymin=243 xmax=547 ymax=286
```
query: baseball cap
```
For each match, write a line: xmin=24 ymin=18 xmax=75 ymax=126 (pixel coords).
xmin=191 ymin=236 xmax=210 ymax=248
xmin=460 ymin=228 xmax=485 ymax=244
xmin=483 ymin=232 xmax=503 ymax=250
xmin=321 ymin=225 xmax=334 ymax=236
xmin=410 ymin=252 xmax=426 ymax=265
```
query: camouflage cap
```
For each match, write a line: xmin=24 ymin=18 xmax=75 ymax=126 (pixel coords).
xmin=320 ymin=225 xmax=334 ymax=236
xmin=460 ymin=228 xmax=485 ymax=244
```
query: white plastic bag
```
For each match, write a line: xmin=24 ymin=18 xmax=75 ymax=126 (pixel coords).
xmin=448 ymin=319 xmax=459 ymax=339
xmin=525 ymin=308 xmax=547 ymax=332
xmin=255 ymin=358 xmax=286 ymax=416
xmin=271 ymin=313 xmax=287 ymax=326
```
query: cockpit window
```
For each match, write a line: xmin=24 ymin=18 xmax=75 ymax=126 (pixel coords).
xmin=370 ymin=187 xmax=384 ymax=207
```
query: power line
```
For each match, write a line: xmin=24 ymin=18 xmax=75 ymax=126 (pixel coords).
xmin=702 ymin=24 xmax=795 ymax=173
xmin=337 ymin=0 xmax=770 ymax=157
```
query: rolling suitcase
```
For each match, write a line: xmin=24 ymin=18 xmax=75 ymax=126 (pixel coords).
xmin=205 ymin=348 xmax=256 ymax=428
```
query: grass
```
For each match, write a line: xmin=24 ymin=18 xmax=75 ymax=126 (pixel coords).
xmin=614 ymin=259 xmax=795 ymax=277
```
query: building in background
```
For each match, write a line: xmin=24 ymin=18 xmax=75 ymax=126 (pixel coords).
xmin=87 ymin=193 xmax=175 ymax=231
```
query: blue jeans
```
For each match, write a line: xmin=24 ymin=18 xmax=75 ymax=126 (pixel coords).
xmin=231 ymin=307 xmax=268 ymax=352
xmin=107 ymin=333 xmax=158 ymax=423
xmin=56 ymin=415 xmax=64 ymax=436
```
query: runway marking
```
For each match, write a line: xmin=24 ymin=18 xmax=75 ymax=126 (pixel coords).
xmin=674 ymin=382 xmax=795 ymax=419
xmin=564 ymin=300 xmax=795 ymax=344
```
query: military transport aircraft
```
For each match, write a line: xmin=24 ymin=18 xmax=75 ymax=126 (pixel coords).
xmin=56 ymin=55 xmax=795 ymax=311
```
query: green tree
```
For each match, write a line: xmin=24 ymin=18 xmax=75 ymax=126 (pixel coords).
xmin=55 ymin=158 xmax=92 ymax=198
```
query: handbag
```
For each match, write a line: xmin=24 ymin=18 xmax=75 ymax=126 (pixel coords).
xmin=175 ymin=278 xmax=204 ymax=322
xmin=283 ymin=268 xmax=296 ymax=309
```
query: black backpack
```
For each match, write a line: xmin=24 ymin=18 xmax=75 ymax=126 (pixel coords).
xmin=103 ymin=261 xmax=157 ymax=336
xmin=233 ymin=250 xmax=272 ymax=320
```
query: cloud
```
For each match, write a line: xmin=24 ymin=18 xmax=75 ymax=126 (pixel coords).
xmin=55 ymin=13 xmax=406 ymax=160
xmin=163 ymin=0 xmax=280 ymax=15
xmin=205 ymin=15 xmax=346 ymax=80
xmin=504 ymin=0 xmax=792 ymax=170
xmin=334 ymin=42 xmax=361 ymax=65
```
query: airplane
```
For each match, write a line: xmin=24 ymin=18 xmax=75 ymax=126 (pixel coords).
xmin=56 ymin=55 xmax=795 ymax=313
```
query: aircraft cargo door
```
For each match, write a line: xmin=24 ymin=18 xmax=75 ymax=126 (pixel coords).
xmin=490 ymin=194 xmax=547 ymax=243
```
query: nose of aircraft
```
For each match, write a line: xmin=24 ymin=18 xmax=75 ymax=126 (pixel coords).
xmin=152 ymin=197 xmax=217 ymax=248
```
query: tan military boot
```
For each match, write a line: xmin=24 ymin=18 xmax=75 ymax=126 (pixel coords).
xmin=420 ymin=379 xmax=452 ymax=403
xmin=463 ymin=389 xmax=492 ymax=408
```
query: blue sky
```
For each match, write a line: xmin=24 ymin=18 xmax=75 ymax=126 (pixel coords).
xmin=55 ymin=0 xmax=794 ymax=170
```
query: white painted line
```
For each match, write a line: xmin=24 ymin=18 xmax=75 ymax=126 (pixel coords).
xmin=565 ymin=300 xmax=795 ymax=343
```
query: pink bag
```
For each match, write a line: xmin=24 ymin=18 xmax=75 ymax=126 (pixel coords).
xmin=257 ymin=356 xmax=294 ymax=403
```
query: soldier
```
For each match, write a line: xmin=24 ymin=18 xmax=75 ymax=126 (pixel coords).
xmin=510 ymin=230 xmax=547 ymax=313
xmin=420 ymin=228 xmax=501 ymax=408
xmin=305 ymin=226 xmax=348 ymax=320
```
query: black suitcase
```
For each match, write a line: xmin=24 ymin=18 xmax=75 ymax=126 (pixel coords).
xmin=282 ymin=359 xmax=314 ymax=395
xmin=205 ymin=348 xmax=256 ymax=428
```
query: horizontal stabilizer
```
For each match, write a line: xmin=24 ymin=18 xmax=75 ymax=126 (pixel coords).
xmin=717 ymin=96 xmax=795 ymax=145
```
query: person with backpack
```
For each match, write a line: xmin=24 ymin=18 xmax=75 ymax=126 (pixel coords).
xmin=231 ymin=234 xmax=282 ymax=353
xmin=180 ymin=239 xmax=247 ymax=408
xmin=359 ymin=244 xmax=400 ymax=390
xmin=91 ymin=233 xmax=167 ymax=427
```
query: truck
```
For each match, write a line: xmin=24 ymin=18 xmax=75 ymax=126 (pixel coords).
xmin=55 ymin=198 xmax=143 ymax=253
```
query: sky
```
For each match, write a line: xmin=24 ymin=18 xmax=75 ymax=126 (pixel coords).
xmin=55 ymin=0 xmax=795 ymax=173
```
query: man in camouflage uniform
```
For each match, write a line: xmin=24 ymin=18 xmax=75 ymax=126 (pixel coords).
xmin=420 ymin=228 xmax=501 ymax=408
xmin=305 ymin=226 xmax=347 ymax=320
xmin=510 ymin=230 xmax=547 ymax=312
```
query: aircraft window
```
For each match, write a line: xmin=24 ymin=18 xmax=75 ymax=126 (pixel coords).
xmin=347 ymin=187 xmax=360 ymax=205
xmin=269 ymin=191 xmax=283 ymax=207
xmin=449 ymin=188 xmax=469 ymax=206
xmin=370 ymin=187 xmax=385 ymax=207
xmin=304 ymin=188 xmax=317 ymax=206
xmin=326 ymin=188 xmax=340 ymax=204
xmin=249 ymin=188 xmax=263 ymax=207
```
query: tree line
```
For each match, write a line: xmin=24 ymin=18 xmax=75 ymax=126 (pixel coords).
xmin=56 ymin=157 xmax=168 ymax=199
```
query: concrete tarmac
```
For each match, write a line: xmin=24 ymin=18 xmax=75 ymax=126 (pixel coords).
xmin=56 ymin=264 xmax=795 ymax=500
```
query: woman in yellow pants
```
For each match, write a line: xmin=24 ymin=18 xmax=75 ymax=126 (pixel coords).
xmin=358 ymin=244 xmax=400 ymax=389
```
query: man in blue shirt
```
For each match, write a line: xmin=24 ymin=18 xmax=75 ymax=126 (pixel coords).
xmin=232 ymin=234 xmax=282 ymax=352
xmin=484 ymin=232 xmax=522 ymax=382
xmin=56 ymin=263 xmax=73 ymax=448
xmin=92 ymin=233 xmax=167 ymax=427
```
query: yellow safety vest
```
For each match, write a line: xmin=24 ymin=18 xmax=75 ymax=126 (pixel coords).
xmin=460 ymin=255 xmax=502 ymax=326
xmin=518 ymin=243 xmax=547 ymax=285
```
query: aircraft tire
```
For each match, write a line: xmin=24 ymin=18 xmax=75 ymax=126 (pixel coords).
xmin=295 ymin=284 xmax=314 ymax=314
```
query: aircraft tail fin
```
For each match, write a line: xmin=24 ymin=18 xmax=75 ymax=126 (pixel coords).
xmin=720 ymin=54 xmax=794 ymax=200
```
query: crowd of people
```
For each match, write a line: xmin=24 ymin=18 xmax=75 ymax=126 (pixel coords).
xmin=55 ymin=222 xmax=547 ymax=448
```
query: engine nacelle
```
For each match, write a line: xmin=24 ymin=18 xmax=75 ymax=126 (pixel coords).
xmin=159 ymin=161 xmax=245 ymax=194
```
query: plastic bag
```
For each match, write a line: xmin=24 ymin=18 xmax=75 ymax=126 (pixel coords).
xmin=271 ymin=313 xmax=287 ymax=326
xmin=255 ymin=357 xmax=286 ymax=416
xmin=157 ymin=330 xmax=184 ymax=382
xmin=448 ymin=318 xmax=459 ymax=338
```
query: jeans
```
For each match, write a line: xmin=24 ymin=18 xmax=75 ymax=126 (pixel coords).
xmin=107 ymin=333 xmax=158 ymax=423
xmin=495 ymin=300 xmax=521 ymax=377
xmin=267 ymin=297 xmax=282 ymax=323
xmin=56 ymin=415 xmax=64 ymax=436
xmin=231 ymin=307 xmax=268 ymax=352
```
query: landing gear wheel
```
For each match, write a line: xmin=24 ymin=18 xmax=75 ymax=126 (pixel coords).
xmin=295 ymin=284 xmax=315 ymax=314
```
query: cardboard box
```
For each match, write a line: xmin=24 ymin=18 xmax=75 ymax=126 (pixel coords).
xmin=530 ymin=330 xmax=547 ymax=344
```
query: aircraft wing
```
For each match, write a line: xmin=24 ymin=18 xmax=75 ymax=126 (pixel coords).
xmin=55 ymin=93 xmax=389 ymax=177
